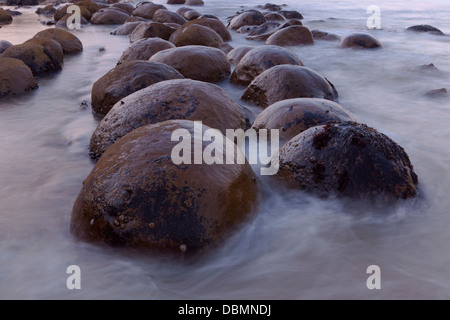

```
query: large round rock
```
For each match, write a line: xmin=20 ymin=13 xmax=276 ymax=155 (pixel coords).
xmin=169 ymin=24 xmax=223 ymax=47
xmin=110 ymin=21 xmax=142 ymax=35
xmin=0 ymin=8 xmax=13 ymax=25
xmin=266 ymin=26 xmax=314 ymax=46
xmin=242 ymin=65 xmax=338 ymax=108
xmin=129 ymin=22 xmax=175 ymax=42
xmin=117 ymin=38 xmax=175 ymax=64
xmin=89 ymin=79 xmax=246 ymax=158
xmin=0 ymin=43 xmax=61 ymax=76
xmin=0 ymin=57 xmax=38 ymax=96
xmin=73 ymin=120 xmax=258 ymax=253
xmin=132 ymin=3 xmax=166 ymax=19
xmin=91 ymin=61 xmax=184 ymax=115
xmin=182 ymin=18 xmax=231 ymax=41
xmin=91 ymin=9 xmax=130 ymax=25
xmin=24 ymin=38 xmax=64 ymax=67
xmin=228 ymin=11 xmax=266 ymax=30
xmin=149 ymin=46 xmax=231 ymax=82
xmin=153 ymin=9 xmax=186 ymax=25
xmin=252 ymin=98 xmax=356 ymax=143
xmin=338 ymin=33 xmax=382 ymax=49
xmin=406 ymin=25 xmax=444 ymax=35
xmin=230 ymin=45 xmax=303 ymax=86
xmin=33 ymin=29 xmax=83 ymax=55
xmin=275 ymin=122 xmax=418 ymax=200
xmin=227 ymin=46 xmax=254 ymax=65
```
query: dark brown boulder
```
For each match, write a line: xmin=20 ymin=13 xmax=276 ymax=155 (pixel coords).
xmin=118 ymin=38 xmax=175 ymax=64
xmin=177 ymin=18 xmax=232 ymax=41
xmin=149 ymin=45 xmax=231 ymax=82
xmin=186 ymin=0 xmax=204 ymax=5
xmin=176 ymin=7 xmax=192 ymax=16
xmin=406 ymin=25 xmax=444 ymax=35
xmin=33 ymin=28 xmax=83 ymax=55
xmin=74 ymin=1 xmax=101 ymax=14
xmin=227 ymin=46 xmax=254 ymax=65
xmin=425 ymin=88 xmax=448 ymax=98
xmin=24 ymin=38 xmax=64 ymax=67
xmin=264 ymin=12 xmax=285 ymax=21
xmin=338 ymin=33 xmax=382 ymax=49
xmin=167 ymin=0 xmax=185 ymax=3
xmin=153 ymin=9 xmax=186 ymax=25
xmin=129 ymin=22 xmax=176 ymax=42
xmin=91 ymin=8 xmax=130 ymax=25
xmin=184 ymin=9 xmax=201 ymax=20
xmin=91 ymin=61 xmax=184 ymax=115
xmin=279 ymin=10 xmax=303 ymax=20
xmin=231 ymin=45 xmax=303 ymax=86
xmin=275 ymin=122 xmax=418 ymax=200
xmin=89 ymin=78 xmax=246 ymax=159
xmin=132 ymin=3 xmax=167 ymax=19
xmin=54 ymin=5 xmax=92 ymax=21
xmin=110 ymin=21 xmax=143 ymax=35
xmin=0 ymin=57 xmax=38 ymax=97
xmin=242 ymin=65 xmax=339 ymax=108
xmin=36 ymin=5 xmax=56 ymax=16
xmin=311 ymin=30 xmax=341 ymax=41
xmin=228 ymin=11 xmax=266 ymax=30
xmin=246 ymin=21 xmax=281 ymax=40
xmin=111 ymin=3 xmax=135 ymax=15
xmin=251 ymin=98 xmax=356 ymax=143
xmin=0 ymin=43 xmax=61 ymax=76
xmin=280 ymin=19 xmax=302 ymax=28
xmin=266 ymin=26 xmax=314 ymax=46
xmin=0 ymin=8 xmax=13 ymax=25
xmin=258 ymin=3 xmax=282 ymax=11
xmin=125 ymin=16 xmax=147 ymax=23
xmin=73 ymin=120 xmax=258 ymax=253
xmin=0 ymin=40 xmax=13 ymax=54
xmin=169 ymin=24 xmax=223 ymax=47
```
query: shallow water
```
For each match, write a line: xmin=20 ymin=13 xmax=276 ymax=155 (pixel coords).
xmin=0 ymin=0 xmax=450 ymax=299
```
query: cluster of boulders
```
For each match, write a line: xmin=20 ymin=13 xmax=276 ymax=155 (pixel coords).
xmin=0 ymin=28 xmax=82 ymax=96
xmin=1 ymin=1 xmax=429 ymax=253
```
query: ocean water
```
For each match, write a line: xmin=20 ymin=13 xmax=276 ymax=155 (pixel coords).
xmin=0 ymin=0 xmax=449 ymax=299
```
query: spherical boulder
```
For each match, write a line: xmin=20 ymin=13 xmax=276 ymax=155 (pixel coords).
xmin=177 ymin=18 xmax=232 ymax=41
xmin=36 ymin=5 xmax=56 ymax=16
xmin=24 ymin=38 xmax=64 ymax=67
xmin=338 ymin=33 xmax=382 ymax=49
xmin=186 ymin=0 xmax=204 ymax=5
xmin=73 ymin=120 xmax=259 ymax=253
xmin=246 ymin=21 xmax=281 ymax=41
xmin=167 ymin=0 xmax=185 ymax=4
xmin=89 ymin=78 xmax=246 ymax=159
xmin=406 ymin=25 xmax=444 ymax=35
xmin=0 ymin=57 xmax=38 ymax=97
xmin=0 ymin=43 xmax=61 ymax=76
xmin=279 ymin=19 xmax=303 ymax=28
xmin=132 ymin=3 xmax=166 ymax=19
xmin=91 ymin=61 xmax=184 ymax=115
xmin=149 ymin=45 xmax=231 ymax=82
xmin=91 ymin=8 xmax=130 ymax=25
xmin=228 ymin=11 xmax=266 ymax=30
xmin=266 ymin=26 xmax=314 ymax=46
xmin=231 ymin=45 xmax=303 ymax=86
xmin=227 ymin=46 xmax=254 ymax=65
xmin=251 ymin=98 xmax=356 ymax=143
xmin=279 ymin=10 xmax=303 ymax=20
xmin=129 ymin=22 xmax=176 ymax=42
xmin=176 ymin=7 xmax=192 ymax=17
xmin=169 ymin=24 xmax=223 ymax=47
xmin=111 ymin=3 xmax=135 ymax=15
xmin=153 ymin=9 xmax=186 ymax=25
xmin=110 ymin=21 xmax=143 ymax=35
xmin=275 ymin=122 xmax=418 ymax=200
xmin=312 ymin=30 xmax=341 ymax=41
xmin=242 ymin=65 xmax=339 ymax=108
xmin=33 ymin=28 xmax=83 ymax=55
xmin=0 ymin=8 xmax=13 ymax=25
xmin=184 ymin=9 xmax=200 ymax=20
xmin=0 ymin=40 xmax=13 ymax=54
xmin=264 ymin=12 xmax=285 ymax=22
xmin=117 ymin=38 xmax=175 ymax=64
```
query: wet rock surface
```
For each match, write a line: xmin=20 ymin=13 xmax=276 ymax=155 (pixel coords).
xmin=265 ymin=26 xmax=314 ymax=46
xmin=227 ymin=46 xmax=254 ymax=65
xmin=117 ymin=37 xmax=175 ymax=64
xmin=0 ymin=57 xmax=38 ymax=96
xmin=406 ymin=25 xmax=444 ymax=35
xmin=228 ymin=11 xmax=267 ymax=30
xmin=339 ymin=33 xmax=382 ymax=49
xmin=129 ymin=22 xmax=176 ymax=42
xmin=33 ymin=28 xmax=83 ymax=55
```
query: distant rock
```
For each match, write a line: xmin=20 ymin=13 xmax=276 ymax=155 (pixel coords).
xmin=406 ymin=25 xmax=444 ymax=35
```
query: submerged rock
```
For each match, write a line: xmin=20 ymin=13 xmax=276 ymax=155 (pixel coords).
xmin=153 ymin=9 xmax=186 ymax=25
xmin=89 ymin=78 xmax=246 ymax=159
xmin=33 ymin=28 xmax=83 ymax=55
xmin=56 ymin=14 xmax=89 ymax=29
xmin=251 ymin=98 xmax=356 ymax=143
xmin=275 ymin=122 xmax=418 ymax=200
xmin=338 ymin=33 xmax=382 ymax=49
xmin=264 ymin=12 xmax=285 ymax=22
xmin=24 ymin=38 xmax=64 ymax=67
xmin=230 ymin=45 xmax=303 ymax=86
xmin=73 ymin=120 xmax=258 ymax=253
xmin=242 ymin=65 xmax=338 ymax=108
xmin=0 ymin=57 xmax=38 ymax=96
xmin=169 ymin=24 xmax=223 ymax=47
xmin=425 ymin=88 xmax=448 ymax=98
xmin=227 ymin=46 xmax=254 ymax=65
xmin=132 ymin=3 xmax=167 ymax=19
xmin=111 ymin=3 xmax=135 ymax=15
xmin=228 ymin=11 xmax=266 ymax=30
xmin=406 ymin=25 xmax=444 ymax=35
xmin=91 ymin=9 xmax=130 ymax=25
xmin=186 ymin=0 xmax=204 ymax=5
xmin=149 ymin=45 xmax=231 ymax=82
xmin=36 ymin=5 xmax=56 ymax=16
xmin=117 ymin=38 xmax=175 ymax=64
xmin=129 ymin=22 xmax=176 ymax=42
xmin=0 ymin=8 xmax=13 ymax=25
xmin=91 ymin=61 xmax=184 ymax=115
xmin=246 ymin=21 xmax=281 ymax=41
xmin=279 ymin=10 xmax=303 ymax=20
xmin=110 ymin=21 xmax=142 ymax=35
xmin=311 ymin=30 xmax=341 ymax=41
xmin=0 ymin=40 xmax=13 ymax=54
xmin=265 ymin=26 xmax=314 ymax=46
xmin=177 ymin=18 xmax=232 ymax=41
xmin=54 ymin=5 xmax=92 ymax=22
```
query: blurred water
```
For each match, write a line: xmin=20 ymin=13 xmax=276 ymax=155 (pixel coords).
xmin=0 ymin=0 xmax=449 ymax=299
